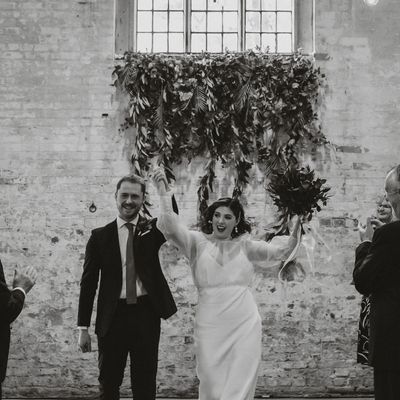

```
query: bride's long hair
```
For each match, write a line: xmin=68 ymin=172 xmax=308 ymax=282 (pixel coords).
xmin=200 ymin=197 xmax=251 ymax=238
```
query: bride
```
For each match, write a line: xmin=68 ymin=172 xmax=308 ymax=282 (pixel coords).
xmin=153 ymin=169 xmax=301 ymax=400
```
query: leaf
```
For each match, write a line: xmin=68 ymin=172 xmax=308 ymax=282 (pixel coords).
xmin=114 ymin=51 xmax=328 ymax=219
xmin=193 ymin=86 xmax=207 ymax=113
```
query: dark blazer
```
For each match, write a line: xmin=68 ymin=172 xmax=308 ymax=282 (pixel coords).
xmin=0 ymin=259 xmax=25 ymax=382
xmin=77 ymin=215 xmax=177 ymax=338
xmin=353 ymin=221 xmax=400 ymax=370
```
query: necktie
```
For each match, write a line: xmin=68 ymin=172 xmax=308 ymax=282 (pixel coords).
xmin=125 ymin=222 xmax=137 ymax=304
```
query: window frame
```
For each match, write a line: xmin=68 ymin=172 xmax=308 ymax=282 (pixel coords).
xmin=114 ymin=0 xmax=314 ymax=56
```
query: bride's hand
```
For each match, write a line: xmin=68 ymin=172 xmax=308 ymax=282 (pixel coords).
xmin=152 ymin=167 xmax=170 ymax=195
xmin=290 ymin=215 xmax=302 ymax=237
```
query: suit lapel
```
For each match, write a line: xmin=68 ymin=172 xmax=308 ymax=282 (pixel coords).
xmin=105 ymin=220 xmax=122 ymax=268
xmin=134 ymin=214 xmax=147 ymax=240
xmin=133 ymin=215 xmax=150 ymax=277
xmin=0 ymin=259 xmax=5 ymax=284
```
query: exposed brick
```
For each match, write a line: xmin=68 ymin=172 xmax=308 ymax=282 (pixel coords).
xmin=2 ymin=0 xmax=400 ymax=397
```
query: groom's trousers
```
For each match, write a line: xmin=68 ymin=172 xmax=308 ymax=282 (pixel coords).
xmin=97 ymin=296 xmax=161 ymax=400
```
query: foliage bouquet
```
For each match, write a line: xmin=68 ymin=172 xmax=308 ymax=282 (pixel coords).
xmin=266 ymin=164 xmax=331 ymax=281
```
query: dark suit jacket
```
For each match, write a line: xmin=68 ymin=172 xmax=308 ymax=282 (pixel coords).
xmin=0 ymin=259 xmax=25 ymax=382
xmin=77 ymin=215 xmax=177 ymax=338
xmin=353 ymin=221 xmax=400 ymax=370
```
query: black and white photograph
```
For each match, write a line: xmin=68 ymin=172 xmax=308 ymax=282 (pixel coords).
xmin=1 ymin=0 xmax=399 ymax=399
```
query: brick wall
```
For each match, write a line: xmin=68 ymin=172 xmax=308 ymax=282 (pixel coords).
xmin=1 ymin=0 xmax=399 ymax=397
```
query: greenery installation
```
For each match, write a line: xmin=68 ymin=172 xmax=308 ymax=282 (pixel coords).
xmin=113 ymin=51 xmax=329 ymax=227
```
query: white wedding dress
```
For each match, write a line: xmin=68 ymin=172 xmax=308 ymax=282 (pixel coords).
xmin=157 ymin=196 xmax=291 ymax=400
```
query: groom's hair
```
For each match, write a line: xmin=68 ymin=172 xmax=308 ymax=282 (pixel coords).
xmin=115 ymin=174 xmax=146 ymax=195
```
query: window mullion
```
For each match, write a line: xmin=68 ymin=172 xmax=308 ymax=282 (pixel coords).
xmin=185 ymin=0 xmax=191 ymax=52
xmin=240 ymin=0 xmax=245 ymax=51
xmin=132 ymin=0 xmax=136 ymax=52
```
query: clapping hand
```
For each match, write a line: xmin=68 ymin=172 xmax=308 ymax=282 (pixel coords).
xmin=370 ymin=216 xmax=385 ymax=230
xmin=358 ymin=217 xmax=375 ymax=242
xmin=13 ymin=266 xmax=37 ymax=294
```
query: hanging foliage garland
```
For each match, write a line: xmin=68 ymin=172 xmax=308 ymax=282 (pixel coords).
xmin=113 ymin=50 xmax=329 ymax=218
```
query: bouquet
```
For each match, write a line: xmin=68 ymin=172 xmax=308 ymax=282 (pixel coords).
xmin=266 ymin=164 xmax=331 ymax=281
xmin=267 ymin=164 xmax=330 ymax=233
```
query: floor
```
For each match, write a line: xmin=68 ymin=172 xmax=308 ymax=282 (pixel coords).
xmin=3 ymin=398 xmax=374 ymax=400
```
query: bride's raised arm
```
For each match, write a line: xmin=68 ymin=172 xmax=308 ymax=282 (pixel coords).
xmin=245 ymin=217 xmax=301 ymax=266
xmin=153 ymin=169 xmax=200 ymax=260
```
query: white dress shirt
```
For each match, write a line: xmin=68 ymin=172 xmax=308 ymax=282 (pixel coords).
xmin=117 ymin=215 xmax=147 ymax=299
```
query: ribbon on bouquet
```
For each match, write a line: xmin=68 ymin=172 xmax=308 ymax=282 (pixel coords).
xmin=278 ymin=219 xmax=303 ymax=283
xmin=277 ymin=218 xmax=332 ymax=284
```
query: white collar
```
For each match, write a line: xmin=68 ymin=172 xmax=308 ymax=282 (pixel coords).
xmin=117 ymin=214 xmax=139 ymax=229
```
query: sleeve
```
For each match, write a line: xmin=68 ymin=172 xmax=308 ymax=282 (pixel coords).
xmin=77 ymin=232 xmax=100 ymax=327
xmin=245 ymin=234 xmax=297 ymax=267
xmin=353 ymin=226 xmax=399 ymax=295
xmin=0 ymin=262 xmax=25 ymax=324
xmin=151 ymin=218 xmax=167 ymax=249
xmin=156 ymin=192 xmax=199 ymax=260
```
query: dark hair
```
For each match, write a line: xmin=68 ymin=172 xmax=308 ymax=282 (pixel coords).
xmin=115 ymin=174 xmax=146 ymax=195
xmin=200 ymin=197 xmax=251 ymax=238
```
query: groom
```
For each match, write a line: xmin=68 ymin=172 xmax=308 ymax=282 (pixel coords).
xmin=77 ymin=174 xmax=177 ymax=400
xmin=353 ymin=165 xmax=400 ymax=400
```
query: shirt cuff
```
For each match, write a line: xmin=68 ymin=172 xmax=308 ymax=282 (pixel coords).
xmin=77 ymin=326 xmax=89 ymax=330
xmin=12 ymin=287 xmax=26 ymax=297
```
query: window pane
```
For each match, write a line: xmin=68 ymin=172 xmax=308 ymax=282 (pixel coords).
xmin=170 ymin=0 xmax=184 ymax=10
xmin=262 ymin=12 xmax=276 ymax=31
xmin=137 ymin=11 xmax=153 ymax=32
xmin=223 ymin=12 xmax=238 ymax=32
xmin=224 ymin=0 xmax=239 ymax=10
xmin=133 ymin=0 xmax=294 ymax=53
xmin=154 ymin=0 xmax=168 ymax=10
xmin=278 ymin=0 xmax=292 ymax=11
xmin=277 ymin=12 xmax=291 ymax=31
xmin=169 ymin=33 xmax=184 ymax=52
xmin=262 ymin=0 xmax=276 ymax=10
xmin=223 ymin=33 xmax=238 ymax=51
xmin=137 ymin=33 xmax=152 ymax=51
xmin=192 ymin=12 xmax=207 ymax=31
xmin=191 ymin=33 xmax=206 ymax=51
xmin=246 ymin=12 xmax=260 ymax=32
xmin=262 ymin=33 xmax=276 ymax=51
xmin=208 ymin=0 xmax=223 ymax=10
xmin=192 ymin=0 xmax=207 ymax=10
xmin=277 ymin=33 xmax=291 ymax=52
xmin=154 ymin=12 xmax=168 ymax=32
xmin=170 ymin=12 xmax=184 ymax=31
xmin=138 ymin=0 xmax=152 ymax=10
xmin=208 ymin=12 xmax=222 ymax=31
xmin=246 ymin=0 xmax=261 ymax=10
xmin=246 ymin=33 xmax=260 ymax=50
xmin=153 ymin=33 xmax=168 ymax=51
xmin=207 ymin=33 xmax=222 ymax=52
